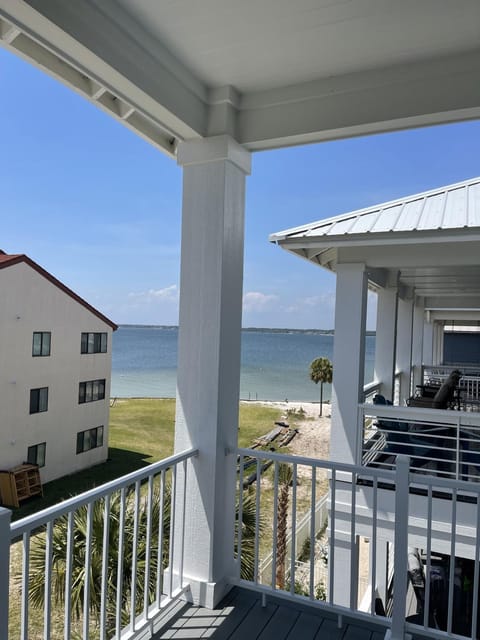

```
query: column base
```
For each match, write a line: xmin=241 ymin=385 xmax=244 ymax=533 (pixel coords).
xmin=164 ymin=567 xmax=233 ymax=608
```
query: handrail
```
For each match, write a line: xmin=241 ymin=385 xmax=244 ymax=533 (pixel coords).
xmin=359 ymin=402 xmax=480 ymax=481
xmin=235 ymin=447 xmax=480 ymax=640
xmin=11 ymin=448 xmax=198 ymax=537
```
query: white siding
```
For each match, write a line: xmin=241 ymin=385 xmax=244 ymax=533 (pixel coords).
xmin=0 ymin=262 xmax=113 ymax=484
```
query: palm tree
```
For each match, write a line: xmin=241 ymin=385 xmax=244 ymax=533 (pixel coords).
xmin=26 ymin=485 xmax=170 ymax=636
xmin=275 ymin=463 xmax=293 ymax=589
xmin=309 ymin=356 xmax=333 ymax=417
xmin=235 ymin=489 xmax=264 ymax=581
xmin=25 ymin=483 xmax=260 ymax=632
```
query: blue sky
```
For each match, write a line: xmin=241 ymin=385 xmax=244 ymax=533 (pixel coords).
xmin=1 ymin=47 xmax=480 ymax=329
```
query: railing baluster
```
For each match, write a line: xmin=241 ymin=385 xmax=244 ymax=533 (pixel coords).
xmin=329 ymin=468 xmax=336 ymax=606
xmin=0 ymin=509 xmax=10 ymax=640
xmin=130 ymin=481 xmax=141 ymax=632
xmin=390 ymin=455 xmax=410 ymax=640
xmin=168 ymin=465 xmax=177 ymax=599
xmin=423 ymin=485 xmax=432 ymax=630
xmin=116 ymin=487 xmax=126 ymax=638
xmin=156 ymin=469 xmax=166 ymax=606
xmin=349 ymin=469 xmax=358 ymax=610
xmin=237 ymin=454 xmax=245 ymax=581
xmin=370 ymin=476 xmax=378 ymax=616
xmin=178 ymin=459 xmax=188 ymax=589
xmin=21 ymin=531 xmax=30 ymax=640
xmin=83 ymin=502 xmax=93 ymax=639
xmin=309 ymin=466 xmax=316 ymax=599
xmin=447 ymin=489 xmax=457 ymax=635
xmin=44 ymin=520 xmax=53 ymax=640
xmin=64 ymin=511 xmax=74 ymax=640
xmin=271 ymin=461 xmax=279 ymax=590
xmin=254 ymin=458 xmax=261 ymax=585
xmin=100 ymin=494 xmax=110 ymax=640
xmin=290 ymin=463 xmax=297 ymax=596
xmin=144 ymin=475 xmax=154 ymax=619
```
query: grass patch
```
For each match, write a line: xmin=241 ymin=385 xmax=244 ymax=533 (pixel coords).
xmin=12 ymin=399 xmax=282 ymax=521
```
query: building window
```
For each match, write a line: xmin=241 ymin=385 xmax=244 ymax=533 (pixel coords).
xmin=27 ymin=442 xmax=46 ymax=467
xmin=78 ymin=379 xmax=106 ymax=404
xmin=30 ymin=387 xmax=48 ymax=414
xmin=76 ymin=426 xmax=104 ymax=454
xmin=32 ymin=332 xmax=51 ymax=357
xmin=81 ymin=332 xmax=107 ymax=354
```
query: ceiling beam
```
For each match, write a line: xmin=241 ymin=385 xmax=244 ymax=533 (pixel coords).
xmin=237 ymin=49 xmax=480 ymax=150
xmin=2 ymin=1 xmax=480 ymax=155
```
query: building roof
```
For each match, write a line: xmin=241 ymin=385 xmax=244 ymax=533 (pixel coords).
xmin=270 ymin=176 xmax=480 ymax=243
xmin=0 ymin=252 xmax=118 ymax=330
xmin=270 ymin=177 xmax=480 ymax=307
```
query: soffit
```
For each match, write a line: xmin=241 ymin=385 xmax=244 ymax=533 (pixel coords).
xmin=1 ymin=0 xmax=480 ymax=153
xmin=102 ymin=0 xmax=480 ymax=93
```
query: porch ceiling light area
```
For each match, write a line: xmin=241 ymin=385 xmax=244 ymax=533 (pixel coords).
xmin=270 ymin=175 xmax=480 ymax=304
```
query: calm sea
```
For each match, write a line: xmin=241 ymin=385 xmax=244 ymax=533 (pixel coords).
xmin=111 ymin=326 xmax=376 ymax=402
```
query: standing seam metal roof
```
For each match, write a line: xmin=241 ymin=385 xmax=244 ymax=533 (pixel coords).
xmin=270 ymin=176 xmax=480 ymax=242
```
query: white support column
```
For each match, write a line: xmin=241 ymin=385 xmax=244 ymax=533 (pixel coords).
xmin=423 ymin=315 xmax=434 ymax=366
xmin=396 ymin=295 xmax=414 ymax=404
xmin=330 ymin=530 xmax=360 ymax=608
xmin=373 ymin=286 xmax=398 ymax=402
xmin=174 ymin=135 xmax=250 ymax=607
xmin=411 ymin=298 xmax=425 ymax=391
xmin=434 ymin=322 xmax=445 ymax=365
xmin=330 ymin=263 xmax=368 ymax=465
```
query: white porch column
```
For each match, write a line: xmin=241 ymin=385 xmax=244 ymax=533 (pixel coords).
xmin=373 ymin=286 xmax=398 ymax=402
xmin=174 ymin=135 xmax=250 ymax=607
xmin=434 ymin=322 xmax=445 ymax=365
xmin=395 ymin=294 xmax=414 ymax=404
xmin=423 ymin=316 xmax=434 ymax=366
xmin=411 ymin=298 xmax=425 ymax=390
xmin=0 ymin=508 xmax=10 ymax=639
xmin=330 ymin=263 xmax=368 ymax=465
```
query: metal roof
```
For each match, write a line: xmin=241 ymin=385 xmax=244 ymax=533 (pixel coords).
xmin=270 ymin=176 xmax=480 ymax=242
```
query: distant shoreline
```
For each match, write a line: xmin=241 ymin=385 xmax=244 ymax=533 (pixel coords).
xmin=117 ymin=324 xmax=375 ymax=336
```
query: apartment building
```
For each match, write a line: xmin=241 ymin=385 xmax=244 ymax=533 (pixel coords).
xmin=0 ymin=251 xmax=117 ymax=484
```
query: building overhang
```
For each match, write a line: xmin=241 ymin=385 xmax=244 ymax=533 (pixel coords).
xmin=1 ymin=1 xmax=480 ymax=155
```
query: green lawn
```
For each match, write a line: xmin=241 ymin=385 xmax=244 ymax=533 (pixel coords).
xmin=13 ymin=398 xmax=283 ymax=521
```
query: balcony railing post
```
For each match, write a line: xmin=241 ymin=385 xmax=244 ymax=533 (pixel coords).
xmin=387 ymin=455 xmax=412 ymax=640
xmin=0 ymin=507 xmax=11 ymax=640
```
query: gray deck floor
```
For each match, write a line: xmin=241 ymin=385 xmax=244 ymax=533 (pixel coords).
xmin=152 ymin=587 xmax=390 ymax=640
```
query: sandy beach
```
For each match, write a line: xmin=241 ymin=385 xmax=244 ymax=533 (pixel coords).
xmin=241 ymin=400 xmax=332 ymax=461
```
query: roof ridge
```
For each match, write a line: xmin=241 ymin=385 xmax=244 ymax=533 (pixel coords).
xmin=0 ymin=254 xmax=117 ymax=330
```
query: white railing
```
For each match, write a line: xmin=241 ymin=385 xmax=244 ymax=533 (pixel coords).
xmin=422 ymin=366 xmax=480 ymax=409
xmin=360 ymin=403 xmax=480 ymax=481
xmin=362 ymin=373 xmax=402 ymax=406
xmin=258 ymin=494 xmax=328 ymax=583
xmin=363 ymin=380 xmax=381 ymax=404
xmin=235 ymin=447 xmax=480 ymax=640
xmin=4 ymin=448 xmax=197 ymax=640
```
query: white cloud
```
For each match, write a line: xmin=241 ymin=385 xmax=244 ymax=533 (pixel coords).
xmin=243 ymin=291 xmax=278 ymax=312
xmin=128 ymin=285 xmax=178 ymax=303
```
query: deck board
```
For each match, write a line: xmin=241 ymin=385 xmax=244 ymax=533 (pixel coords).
xmin=152 ymin=587 xmax=403 ymax=640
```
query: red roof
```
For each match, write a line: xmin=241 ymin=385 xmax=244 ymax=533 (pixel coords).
xmin=0 ymin=252 xmax=117 ymax=330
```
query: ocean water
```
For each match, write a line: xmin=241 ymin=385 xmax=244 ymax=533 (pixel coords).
xmin=111 ymin=326 xmax=376 ymax=402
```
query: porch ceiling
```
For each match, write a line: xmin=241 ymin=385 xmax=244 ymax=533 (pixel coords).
xmin=270 ymin=177 xmax=480 ymax=307
xmin=1 ymin=1 xmax=480 ymax=155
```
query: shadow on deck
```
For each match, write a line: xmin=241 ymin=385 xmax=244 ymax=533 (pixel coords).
xmin=152 ymin=587 xmax=390 ymax=640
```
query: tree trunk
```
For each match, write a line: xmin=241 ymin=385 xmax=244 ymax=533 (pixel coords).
xmin=319 ymin=382 xmax=323 ymax=417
